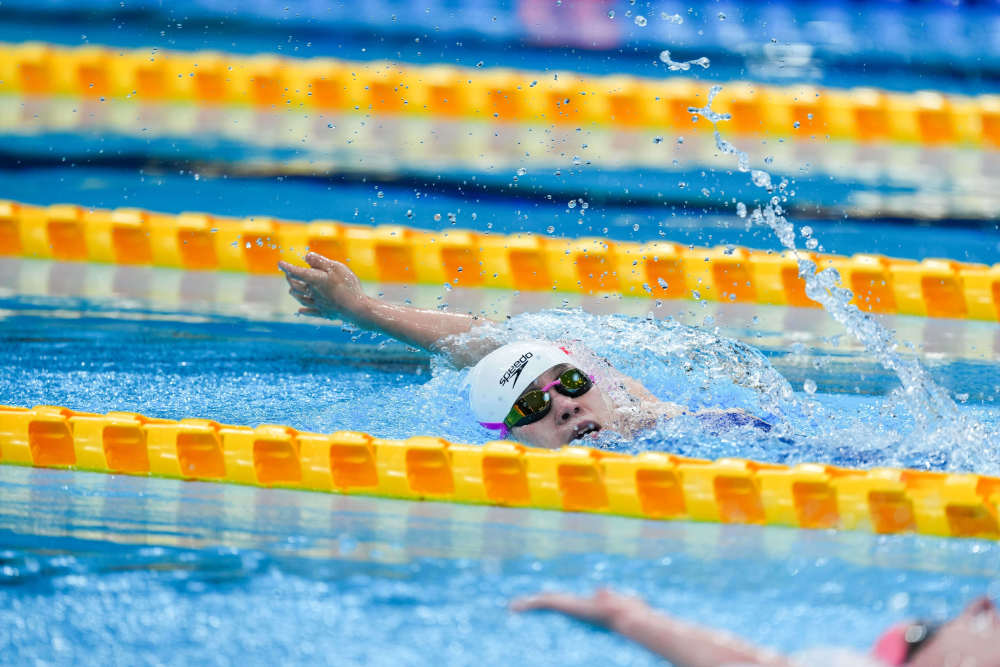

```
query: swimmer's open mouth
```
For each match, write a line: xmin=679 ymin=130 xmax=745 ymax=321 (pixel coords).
xmin=571 ymin=422 xmax=602 ymax=441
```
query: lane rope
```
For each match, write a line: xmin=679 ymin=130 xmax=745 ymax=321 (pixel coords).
xmin=1 ymin=404 xmax=998 ymax=540
xmin=1 ymin=198 xmax=998 ymax=320
xmin=1 ymin=41 xmax=998 ymax=148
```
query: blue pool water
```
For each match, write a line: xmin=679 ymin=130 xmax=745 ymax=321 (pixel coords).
xmin=2 ymin=465 xmax=999 ymax=666
xmin=3 ymin=1 xmax=1000 ymax=664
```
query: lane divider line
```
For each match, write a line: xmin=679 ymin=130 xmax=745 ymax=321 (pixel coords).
xmin=1 ymin=41 xmax=999 ymax=148
xmin=1 ymin=199 xmax=998 ymax=320
xmin=2 ymin=404 xmax=998 ymax=539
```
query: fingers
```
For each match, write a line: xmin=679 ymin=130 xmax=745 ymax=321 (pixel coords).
xmin=297 ymin=307 xmax=321 ymax=317
xmin=278 ymin=260 xmax=327 ymax=284
xmin=510 ymin=593 xmax=592 ymax=616
xmin=288 ymin=287 xmax=314 ymax=305
xmin=286 ymin=277 xmax=309 ymax=292
xmin=305 ymin=252 xmax=337 ymax=271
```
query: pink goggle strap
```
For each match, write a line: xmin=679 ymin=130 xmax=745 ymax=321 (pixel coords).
xmin=479 ymin=422 xmax=510 ymax=439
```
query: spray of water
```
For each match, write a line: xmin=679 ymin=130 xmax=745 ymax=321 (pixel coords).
xmin=658 ymin=50 xmax=711 ymax=72
xmin=686 ymin=85 xmax=996 ymax=470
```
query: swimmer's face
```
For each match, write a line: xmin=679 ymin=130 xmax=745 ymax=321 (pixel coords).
xmin=908 ymin=597 xmax=1000 ymax=667
xmin=509 ymin=364 xmax=614 ymax=449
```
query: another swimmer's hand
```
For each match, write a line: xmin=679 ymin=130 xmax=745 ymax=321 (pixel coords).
xmin=278 ymin=252 xmax=372 ymax=321
xmin=510 ymin=589 xmax=647 ymax=632
xmin=512 ymin=589 xmax=791 ymax=667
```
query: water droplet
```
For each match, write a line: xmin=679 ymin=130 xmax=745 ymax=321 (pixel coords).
xmin=803 ymin=378 xmax=817 ymax=394
xmin=433 ymin=213 xmax=442 ymax=221
xmin=376 ymin=190 xmax=384 ymax=199
xmin=805 ymin=238 xmax=818 ymax=250
xmin=546 ymin=225 xmax=555 ymax=234
xmin=793 ymin=120 xmax=801 ymax=129
xmin=736 ymin=202 xmax=747 ymax=218
xmin=718 ymin=12 xmax=726 ymax=20
xmin=653 ymin=136 xmax=663 ymax=144
xmin=634 ymin=15 xmax=647 ymax=26
xmin=676 ymin=136 xmax=684 ymax=144
xmin=657 ymin=277 xmax=669 ymax=289
xmin=567 ymin=200 xmax=576 ymax=209
xmin=800 ymin=225 xmax=813 ymax=238
xmin=607 ymin=9 xmax=615 ymax=18
xmin=750 ymin=170 xmax=772 ymax=189
xmin=405 ymin=209 xmax=414 ymax=218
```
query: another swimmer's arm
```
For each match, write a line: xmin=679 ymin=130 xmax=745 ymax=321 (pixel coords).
xmin=279 ymin=253 xmax=495 ymax=366
xmin=512 ymin=590 xmax=790 ymax=667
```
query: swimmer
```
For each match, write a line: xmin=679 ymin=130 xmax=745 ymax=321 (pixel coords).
xmin=278 ymin=252 xmax=769 ymax=449
xmin=511 ymin=589 xmax=1000 ymax=667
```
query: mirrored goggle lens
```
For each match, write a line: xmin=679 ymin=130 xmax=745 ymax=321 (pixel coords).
xmin=505 ymin=390 xmax=551 ymax=428
xmin=557 ymin=369 xmax=591 ymax=396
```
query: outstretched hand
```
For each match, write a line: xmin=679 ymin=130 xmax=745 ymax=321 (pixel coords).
xmin=510 ymin=589 xmax=648 ymax=630
xmin=278 ymin=252 xmax=370 ymax=321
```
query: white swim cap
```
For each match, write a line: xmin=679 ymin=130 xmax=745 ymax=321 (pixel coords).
xmin=465 ymin=340 xmax=574 ymax=424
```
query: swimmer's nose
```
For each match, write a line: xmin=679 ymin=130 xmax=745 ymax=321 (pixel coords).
xmin=551 ymin=393 xmax=581 ymax=422
xmin=559 ymin=407 xmax=580 ymax=422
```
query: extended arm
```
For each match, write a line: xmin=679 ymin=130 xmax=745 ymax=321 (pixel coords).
xmin=278 ymin=253 xmax=496 ymax=367
xmin=512 ymin=590 xmax=790 ymax=667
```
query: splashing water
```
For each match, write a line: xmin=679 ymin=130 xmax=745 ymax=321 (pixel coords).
xmin=443 ymin=310 xmax=966 ymax=469
xmin=686 ymin=85 xmax=998 ymax=470
xmin=659 ymin=50 xmax=711 ymax=72
xmin=688 ymin=86 xmax=749 ymax=172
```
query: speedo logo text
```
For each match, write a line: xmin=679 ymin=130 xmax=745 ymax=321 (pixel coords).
xmin=499 ymin=352 xmax=533 ymax=387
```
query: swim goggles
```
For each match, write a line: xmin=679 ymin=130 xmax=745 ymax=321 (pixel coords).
xmin=480 ymin=367 xmax=594 ymax=437
xmin=871 ymin=620 xmax=941 ymax=665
